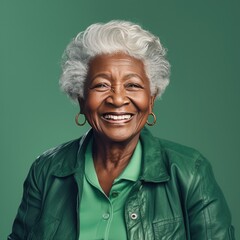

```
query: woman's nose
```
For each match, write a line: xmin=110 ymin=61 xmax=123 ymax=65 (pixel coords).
xmin=106 ymin=86 xmax=129 ymax=107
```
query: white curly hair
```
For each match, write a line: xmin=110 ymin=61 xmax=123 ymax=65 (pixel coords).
xmin=60 ymin=20 xmax=170 ymax=101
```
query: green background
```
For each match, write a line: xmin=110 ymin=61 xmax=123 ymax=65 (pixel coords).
xmin=1 ymin=0 xmax=239 ymax=238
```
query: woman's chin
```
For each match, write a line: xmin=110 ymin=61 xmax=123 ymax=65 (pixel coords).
xmin=95 ymin=125 xmax=141 ymax=144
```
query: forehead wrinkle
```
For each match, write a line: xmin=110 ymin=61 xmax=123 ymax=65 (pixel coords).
xmin=90 ymin=73 xmax=111 ymax=81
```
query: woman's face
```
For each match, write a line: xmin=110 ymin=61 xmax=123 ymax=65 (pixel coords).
xmin=79 ymin=53 xmax=155 ymax=143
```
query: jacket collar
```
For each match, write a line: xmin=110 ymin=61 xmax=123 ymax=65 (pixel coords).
xmin=139 ymin=127 xmax=170 ymax=183
xmin=53 ymin=130 xmax=91 ymax=177
xmin=54 ymin=128 xmax=170 ymax=183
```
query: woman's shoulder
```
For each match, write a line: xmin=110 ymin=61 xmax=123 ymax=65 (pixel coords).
xmin=141 ymin=128 xmax=211 ymax=178
xmin=37 ymin=138 xmax=80 ymax=163
xmin=142 ymin=128 xmax=207 ymax=167
xmin=158 ymin=138 xmax=212 ymax=178
xmin=30 ymin=137 xmax=84 ymax=179
xmin=160 ymin=138 xmax=204 ymax=161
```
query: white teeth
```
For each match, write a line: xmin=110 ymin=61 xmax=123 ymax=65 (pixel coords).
xmin=104 ymin=114 xmax=131 ymax=120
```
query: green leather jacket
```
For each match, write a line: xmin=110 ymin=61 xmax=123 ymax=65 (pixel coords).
xmin=8 ymin=128 xmax=235 ymax=239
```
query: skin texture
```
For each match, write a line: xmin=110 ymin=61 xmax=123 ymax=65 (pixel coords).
xmin=79 ymin=52 xmax=156 ymax=195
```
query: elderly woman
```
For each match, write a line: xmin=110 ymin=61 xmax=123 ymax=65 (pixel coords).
xmin=9 ymin=20 xmax=235 ymax=239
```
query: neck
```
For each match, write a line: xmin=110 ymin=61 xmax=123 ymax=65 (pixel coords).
xmin=92 ymin=132 xmax=139 ymax=170
xmin=91 ymin=131 xmax=140 ymax=195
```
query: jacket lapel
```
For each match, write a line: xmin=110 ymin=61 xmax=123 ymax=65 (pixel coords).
xmin=140 ymin=128 xmax=170 ymax=183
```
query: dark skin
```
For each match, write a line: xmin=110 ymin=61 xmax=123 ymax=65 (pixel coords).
xmin=79 ymin=53 xmax=156 ymax=195
xmin=92 ymin=137 xmax=138 ymax=195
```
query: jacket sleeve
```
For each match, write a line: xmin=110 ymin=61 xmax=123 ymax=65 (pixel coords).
xmin=8 ymin=159 xmax=42 ymax=240
xmin=187 ymin=155 xmax=235 ymax=239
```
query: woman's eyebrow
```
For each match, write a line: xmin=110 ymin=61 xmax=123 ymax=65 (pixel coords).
xmin=91 ymin=73 xmax=111 ymax=81
xmin=90 ymin=73 xmax=144 ymax=82
xmin=124 ymin=73 xmax=144 ymax=82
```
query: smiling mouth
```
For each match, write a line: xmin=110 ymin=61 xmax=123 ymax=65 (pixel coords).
xmin=102 ymin=114 xmax=133 ymax=121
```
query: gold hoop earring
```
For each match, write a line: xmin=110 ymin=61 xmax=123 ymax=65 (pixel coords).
xmin=75 ymin=112 xmax=86 ymax=126
xmin=147 ymin=112 xmax=156 ymax=126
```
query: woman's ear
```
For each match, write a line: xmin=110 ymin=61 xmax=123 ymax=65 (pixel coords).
xmin=150 ymin=95 xmax=156 ymax=111
xmin=77 ymin=97 xmax=85 ymax=114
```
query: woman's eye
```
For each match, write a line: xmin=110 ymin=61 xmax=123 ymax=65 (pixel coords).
xmin=96 ymin=84 xmax=108 ymax=88
xmin=91 ymin=83 xmax=110 ymax=91
xmin=126 ymin=83 xmax=143 ymax=89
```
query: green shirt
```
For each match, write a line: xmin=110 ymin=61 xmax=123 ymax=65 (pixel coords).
xmin=79 ymin=139 xmax=142 ymax=240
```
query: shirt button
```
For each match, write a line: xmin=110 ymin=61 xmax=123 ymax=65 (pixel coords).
xmin=130 ymin=213 xmax=138 ymax=220
xmin=102 ymin=213 xmax=110 ymax=220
